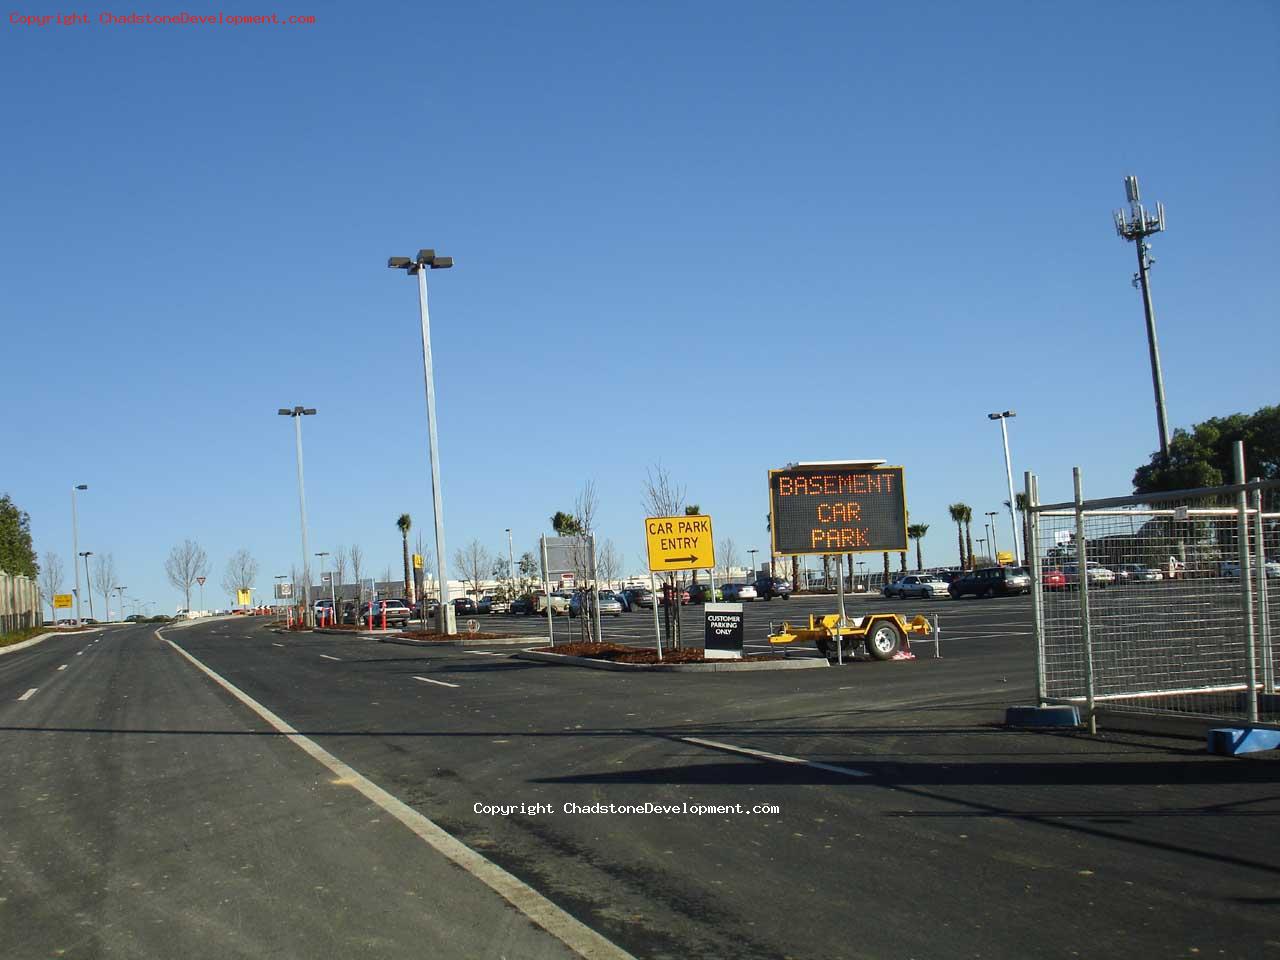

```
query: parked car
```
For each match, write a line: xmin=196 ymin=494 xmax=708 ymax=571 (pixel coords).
xmin=1219 ymin=558 xmax=1280 ymax=578
xmin=1061 ymin=562 xmax=1116 ymax=589
xmin=509 ymin=596 xmax=533 ymax=615
xmin=569 ymin=590 xmax=624 ymax=618
xmin=476 ymin=596 xmax=493 ymax=614
xmin=358 ymin=599 xmax=411 ymax=627
xmin=1041 ymin=569 xmax=1068 ymax=591
xmin=453 ymin=597 xmax=477 ymax=615
xmin=753 ymin=576 xmax=793 ymax=600
xmin=1115 ymin=563 xmax=1163 ymax=582
xmin=534 ymin=591 xmax=573 ymax=615
xmin=687 ymin=583 xmax=723 ymax=604
xmin=625 ymin=588 xmax=655 ymax=610
xmin=413 ymin=598 xmax=441 ymax=620
xmin=883 ymin=574 xmax=949 ymax=599
xmin=949 ymin=566 xmax=1032 ymax=599
xmin=659 ymin=586 xmax=691 ymax=607
xmin=721 ymin=583 xmax=758 ymax=602
xmin=488 ymin=596 xmax=510 ymax=614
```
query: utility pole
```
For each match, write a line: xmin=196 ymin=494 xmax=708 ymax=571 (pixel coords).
xmin=1114 ymin=175 xmax=1171 ymax=458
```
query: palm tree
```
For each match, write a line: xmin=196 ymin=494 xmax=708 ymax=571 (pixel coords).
xmin=963 ymin=506 xmax=975 ymax=569
xmin=882 ymin=551 xmax=890 ymax=587
xmin=948 ymin=503 xmax=968 ymax=570
xmin=1013 ymin=493 xmax=1031 ymax=564
xmin=908 ymin=523 xmax=930 ymax=571
xmin=397 ymin=514 xmax=413 ymax=602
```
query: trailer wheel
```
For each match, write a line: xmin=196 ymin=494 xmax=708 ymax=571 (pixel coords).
xmin=865 ymin=620 xmax=903 ymax=661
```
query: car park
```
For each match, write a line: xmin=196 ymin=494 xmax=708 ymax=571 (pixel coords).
xmin=535 ymin=591 xmax=573 ymax=615
xmin=569 ymin=590 xmax=623 ymax=618
xmin=487 ymin=596 xmax=510 ymax=614
xmin=949 ymin=566 xmax=1032 ymax=599
xmin=1220 ymin=558 xmax=1280 ymax=578
xmin=476 ymin=596 xmax=493 ymax=614
xmin=453 ymin=597 xmax=477 ymax=615
xmin=659 ymin=586 xmax=691 ymax=607
xmin=509 ymin=596 xmax=533 ymax=615
xmin=753 ymin=576 xmax=793 ymax=600
xmin=624 ymin=588 xmax=654 ymax=610
xmin=1114 ymin=563 xmax=1163 ymax=582
xmin=721 ymin=583 xmax=758 ymax=602
xmin=1061 ymin=562 xmax=1116 ymax=589
xmin=883 ymin=574 xmax=949 ymax=599
xmin=687 ymin=584 xmax=722 ymax=603
xmin=1041 ymin=569 xmax=1068 ymax=591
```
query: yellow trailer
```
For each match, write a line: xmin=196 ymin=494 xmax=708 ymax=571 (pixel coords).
xmin=768 ymin=612 xmax=931 ymax=660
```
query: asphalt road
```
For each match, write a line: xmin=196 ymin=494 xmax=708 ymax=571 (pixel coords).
xmin=3 ymin=605 xmax=1278 ymax=959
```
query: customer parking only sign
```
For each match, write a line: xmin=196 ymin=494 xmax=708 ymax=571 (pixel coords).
xmin=704 ymin=603 xmax=744 ymax=659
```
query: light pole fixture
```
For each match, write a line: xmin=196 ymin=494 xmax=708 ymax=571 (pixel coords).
xmin=79 ymin=550 xmax=94 ymax=620
xmin=315 ymin=551 xmax=334 ymax=618
xmin=279 ymin=406 xmax=317 ymax=625
xmin=71 ymin=484 xmax=88 ymax=626
xmin=987 ymin=410 xmax=1022 ymax=565
xmin=985 ymin=511 xmax=1000 ymax=561
xmin=748 ymin=548 xmax=759 ymax=580
xmin=114 ymin=586 xmax=126 ymax=622
xmin=1113 ymin=175 xmax=1171 ymax=458
xmin=388 ymin=247 xmax=455 ymax=635
xmin=505 ymin=528 xmax=515 ymax=593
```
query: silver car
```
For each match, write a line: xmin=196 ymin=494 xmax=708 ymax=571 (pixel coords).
xmin=884 ymin=574 xmax=949 ymax=599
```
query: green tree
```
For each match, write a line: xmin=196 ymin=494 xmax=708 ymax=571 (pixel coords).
xmin=397 ymin=513 xmax=414 ymax=602
xmin=1133 ymin=405 xmax=1280 ymax=495
xmin=550 ymin=511 xmax=581 ymax=536
xmin=0 ymin=494 xmax=38 ymax=577
xmin=948 ymin=503 xmax=969 ymax=570
xmin=908 ymin=523 xmax=930 ymax=571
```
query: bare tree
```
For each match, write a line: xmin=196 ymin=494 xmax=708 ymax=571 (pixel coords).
xmin=718 ymin=537 xmax=738 ymax=582
xmin=92 ymin=553 xmax=118 ymax=620
xmin=40 ymin=551 xmax=64 ymax=620
xmin=596 ymin=538 xmax=620 ymax=589
xmin=642 ymin=463 xmax=687 ymax=647
xmin=349 ymin=546 xmax=364 ymax=607
xmin=452 ymin=540 xmax=491 ymax=602
xmin=165 ymin=539 xmax=209 ymax=612
xmin=222 ymin=548 xmax=260 ymax=607
xmin=332 ymin=546 xmax=349 ymax=606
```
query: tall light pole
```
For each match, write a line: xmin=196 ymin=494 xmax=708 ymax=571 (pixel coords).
xmin=748 ymin=548 xmax=759 ymax=580
xmin=114 ymin=586 xmax=126 ymax=622
xmin=1113 ymin=175 xmax=1171 ymax=458
xmin=985 ymin=511 xmax=1000 ymax=561
xmin=278 ymin=406 xmax=317 ymax=625
xmin=79 ymin=551 xmax=94 ymax=620
xmin=316 ymin=551 xmax=333 ymax=619
xmin=274 ymin=573 xmax=289 ymax=613
xmin=388 ymin=248 xmax=455 ymax=635
xmin=71 ymin=484 xmax=88 ymax=626
xmin=505 ymin=528 xmax=515 ymax=594
xmin=987 ymin=410 xmax=1021 ymax=564
xmin=976 ymin=537 xmax=987 ymax=562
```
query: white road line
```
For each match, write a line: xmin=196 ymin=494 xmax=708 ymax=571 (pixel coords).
xmin=18 ymin=688 xmax=37 ymax=701
xmin=156 ymin=629 xmax=631 ymax=960
xmin=465 ymin=651 xmax=503 ymax=656
xmin=76 ymin=651 xmax=84 ymax=656
xmin=681 ymin=736 xmax=869 ymax=778
xmin=272 ymin=643 xmax=285 ymax=647
xmin=413 ymin=676 xmax=459 ymax=688
xmin=57 ymin=665 xmax=68 ymax=671
xmin=319 ymin=654 xmax=341 ymax=661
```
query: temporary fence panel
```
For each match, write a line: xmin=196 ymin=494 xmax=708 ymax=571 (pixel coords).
xmin=1028 ymin=468 xmax=1277 ymax=727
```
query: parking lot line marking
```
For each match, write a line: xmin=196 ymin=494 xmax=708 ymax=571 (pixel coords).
xmin=57 ymin=664 xmax=68 ymax=671
xmin=681 ymin=737 xmax=869 ymax=778
xmin=18 ymin=688 xmax=38 ymax=701
xmin=465 ymin=651 xmax=503 ymax=656
xmin=157 ymin=628 xmax=635 ymax=960
xmin=413 ymin=676 xmax=459 ymax=688
xmin=319 ymin=654 xmax=341 ymax=661
xmin=272 ymin=643 xmax=285 ymax=647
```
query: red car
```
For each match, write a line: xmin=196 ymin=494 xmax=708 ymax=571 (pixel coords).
xmin=659 ymin=586 xmax=691 ymax=607
xmin=1042 ymin=569 xmax=1067 ymax=591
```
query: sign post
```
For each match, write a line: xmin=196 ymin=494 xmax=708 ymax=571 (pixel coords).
xmin=645 ymin=514 xmax=716 ymax=656
xmin=196 ymin=575 xmax=206 ymax=612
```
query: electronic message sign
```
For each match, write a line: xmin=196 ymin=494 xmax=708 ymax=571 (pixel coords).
xmin=769 ymin=465 xmax=907 ymax=555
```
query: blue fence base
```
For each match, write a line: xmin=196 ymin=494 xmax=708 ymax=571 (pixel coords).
xmin=1207 ymin=727 xmax=1280 ymax=757
xmin=1004 ymin=705 xmax=1082 ymax=728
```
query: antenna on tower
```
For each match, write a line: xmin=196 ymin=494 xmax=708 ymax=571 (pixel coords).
xmin=1111 ymin=174 xmax=1172 ymax=459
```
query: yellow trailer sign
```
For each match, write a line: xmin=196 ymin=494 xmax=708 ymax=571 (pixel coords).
xmin=53 ymin=593 xmax=73 ymax=609
xmin=645 ymin=515 xmax=715 ymax=572
xmin=236 ymin=588 xmax=252 ymax=606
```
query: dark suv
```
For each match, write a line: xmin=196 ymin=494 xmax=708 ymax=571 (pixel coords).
xmin=948 ymin=566 xmax=1031 ymax=599
xmin=754 ymin=576 xmax=793 ymax=600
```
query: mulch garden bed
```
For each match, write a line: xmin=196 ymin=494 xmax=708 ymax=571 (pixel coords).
xmin=535 ymin=641 xmax=782 ymax=664
xmin=394 ymin=630 xmax=520 ymax=642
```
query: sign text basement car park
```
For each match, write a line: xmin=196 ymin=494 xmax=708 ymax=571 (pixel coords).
xmin=769 ymin=466 xmax=907 ymax=554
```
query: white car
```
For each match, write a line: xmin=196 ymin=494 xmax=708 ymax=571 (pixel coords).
xmin=1220 ymin=559 xmax=1280 ymax=578
xmin=1062 ymin=563 xmax=1116 ymax=588
xmin=722 ymin=583 xmax=757 ymax=601
xmin=883 ymin=574 xmax=949 ymax=599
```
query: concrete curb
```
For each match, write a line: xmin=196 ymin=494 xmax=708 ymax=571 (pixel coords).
xmin=514 ymin=649 xmax=830 ymax=672
xmin=0 ymin=626 xmax=105 ymax=656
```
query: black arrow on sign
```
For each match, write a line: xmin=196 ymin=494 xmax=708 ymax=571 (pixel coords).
xmin=663 ymin=555 xmax=699 ymax=565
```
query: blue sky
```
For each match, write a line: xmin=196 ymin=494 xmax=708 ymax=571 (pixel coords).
xmin=3 ymin=1 xmax=1277 ymax=611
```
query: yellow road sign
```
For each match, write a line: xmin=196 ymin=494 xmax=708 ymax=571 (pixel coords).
xmin=236 ymin=588 xmax=252 ymax=606
xmin=412 ymin=553 xmax=423 ymax=570
xmin=53 ymin=593 xmax=73 ymax=609
xmin=645 ymin=515 xmax=715 ymax=572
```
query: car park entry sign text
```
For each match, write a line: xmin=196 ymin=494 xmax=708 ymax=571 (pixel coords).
xmin=769 ymin=466 xmax=907 ymax=555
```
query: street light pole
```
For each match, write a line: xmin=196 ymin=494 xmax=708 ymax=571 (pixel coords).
xmin=79 ymin=551 xmax=94 ymax=620
xmin=748 ymin=548 xmax=759 ymax=580
xmin=278 ymin=406 xmax=317 ymax=625
xmin=506 ymin=528 xmax=515 ymax=594
xmin=316 ymin=551 xmax=333 ymax=621
xmin=389 ymin=249 xmax=455 ymax=635
xmin=115 ymin=586 xmax=126 ymax=622
xmin=988 ymin=411 xmax=1022 ymax=565
xmin=985 ymin=511 xmax=1000 ymax=561
xmin=71 ymin=484 xmax=87 ymax=626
